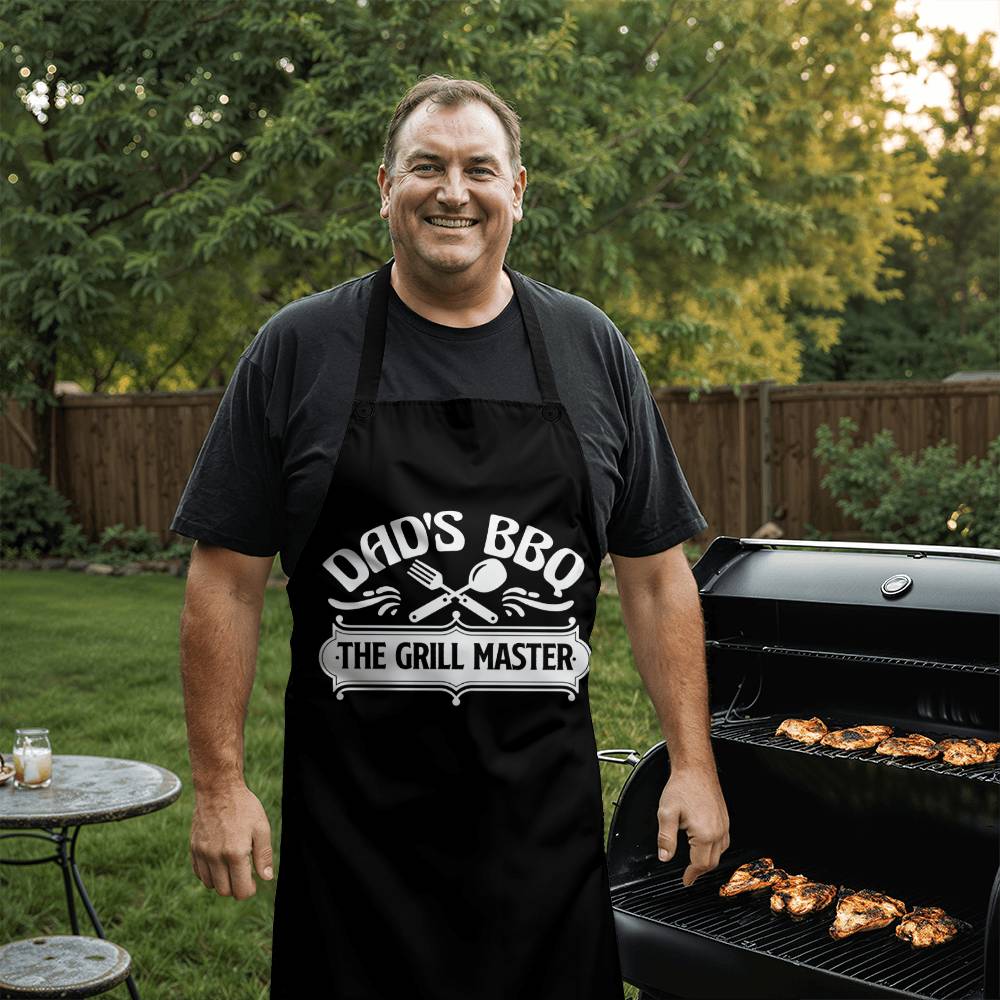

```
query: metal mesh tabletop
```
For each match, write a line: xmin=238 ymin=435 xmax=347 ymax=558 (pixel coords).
xmin=0 ymin=755 xmax=181 ymax=829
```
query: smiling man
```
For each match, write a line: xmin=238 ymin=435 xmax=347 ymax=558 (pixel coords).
xmin=173 ymin=75 xmax=727 ymax=1000
xmin=377 ymin=95 xmax=525 ymax=324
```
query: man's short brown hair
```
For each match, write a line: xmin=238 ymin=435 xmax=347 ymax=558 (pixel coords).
xmin=382 ymin=75 xmax=522 ymax=181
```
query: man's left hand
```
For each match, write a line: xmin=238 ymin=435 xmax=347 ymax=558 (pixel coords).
xmin=655 ymin=766 xmax=730 ymax=887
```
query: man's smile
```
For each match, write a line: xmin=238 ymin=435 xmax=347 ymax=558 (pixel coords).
xmin=425 ymin=216 xmax=479 ymax=228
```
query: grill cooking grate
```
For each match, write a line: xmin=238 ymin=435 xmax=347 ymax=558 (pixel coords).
xmin=709 ymin=712 xmax=1000 ymax=784
xmin=706 ymin=639 xmax=1000 ymax=678
xmin=611 ymin=852 xmax=985 ymax=1000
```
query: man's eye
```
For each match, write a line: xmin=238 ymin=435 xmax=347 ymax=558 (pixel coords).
xmin=412 ymin=164 xmax=493 ymax=175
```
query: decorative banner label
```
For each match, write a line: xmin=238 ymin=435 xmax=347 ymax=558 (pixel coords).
xmin=319 ymin=613 xmax=591 ymax=704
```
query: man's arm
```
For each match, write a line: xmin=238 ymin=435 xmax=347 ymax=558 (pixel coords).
xmin=180 ymin=540 xmax=275 ymax=900
xmin=611 ymin=543 xmax=730 ymax=887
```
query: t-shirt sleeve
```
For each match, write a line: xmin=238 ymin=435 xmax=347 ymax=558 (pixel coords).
xmin=169 ymin=353 xmax=283 ymax=557
xmin=605 ymin=365 xmax=708 ymax=558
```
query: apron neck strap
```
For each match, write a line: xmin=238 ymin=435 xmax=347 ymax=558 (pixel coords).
xmin=354 ymin=258 xmax=561 ymax=405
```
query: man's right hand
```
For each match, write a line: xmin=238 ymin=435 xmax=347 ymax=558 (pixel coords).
xmin=181 ymin=542 xmax=276 ymax=901
xmin=190 ymin=783 xmax=274 ymax=900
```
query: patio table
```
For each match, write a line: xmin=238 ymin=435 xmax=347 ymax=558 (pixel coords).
xmin=0 ymin=755 xmax=182 ymax=1000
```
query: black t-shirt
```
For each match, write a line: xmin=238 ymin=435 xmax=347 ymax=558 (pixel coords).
xmin=170 ymin=267 xmax=707 ymax=577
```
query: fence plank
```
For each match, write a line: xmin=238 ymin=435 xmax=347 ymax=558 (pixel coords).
xmin=760 ymin=380 xmax=774 ymax=525
xmin=737 ymin=388 xmax=747 ymax=536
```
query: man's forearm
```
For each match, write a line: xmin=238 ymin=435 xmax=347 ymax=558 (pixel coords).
xmin=180 ymin=582 xmax=263 ymax=794
xmin=618 ymin=569 xmax=713 ymax=771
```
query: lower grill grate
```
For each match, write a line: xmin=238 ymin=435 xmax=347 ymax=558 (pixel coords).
xmin=710 ymin=712 xmax=1000 ymax=783
xmin=611 ymin=852 xmax=985 ymax=999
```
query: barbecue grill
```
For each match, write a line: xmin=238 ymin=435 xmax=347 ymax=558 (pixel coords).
xmin=602 ymin=537 xmax=1000 ymax=1000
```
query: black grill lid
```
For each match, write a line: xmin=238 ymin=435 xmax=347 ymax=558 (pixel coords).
xmin=695 ymin=538 xmax=1000 ymax=615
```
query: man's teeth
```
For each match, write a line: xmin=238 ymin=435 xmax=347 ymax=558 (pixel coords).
xmin=427 ymin=218 xmax=477 ymax=228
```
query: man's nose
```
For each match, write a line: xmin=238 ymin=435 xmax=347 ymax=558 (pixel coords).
xmin=436 ymin=167 xmax=470 ymax=206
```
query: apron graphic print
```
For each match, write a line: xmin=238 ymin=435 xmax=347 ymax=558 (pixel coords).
xmin=317 ymin=509 xmax=592 ymax=704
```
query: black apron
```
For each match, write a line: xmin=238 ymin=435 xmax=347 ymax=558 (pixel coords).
xmin=270 ymin=258 xmax=623 ymax=1000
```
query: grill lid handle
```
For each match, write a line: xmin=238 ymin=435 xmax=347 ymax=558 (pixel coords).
xmin=597 ymin=748 xmax=641 ymax=767
xmin=738 ymin=537 xmax=1000 ymax=561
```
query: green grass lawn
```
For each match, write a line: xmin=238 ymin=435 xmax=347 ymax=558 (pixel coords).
xmin=0 ymin=566 xmax=668 ymax=999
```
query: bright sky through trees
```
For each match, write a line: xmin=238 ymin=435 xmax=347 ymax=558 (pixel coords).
xmin=883 ymin=0 xmax=999 ymax=150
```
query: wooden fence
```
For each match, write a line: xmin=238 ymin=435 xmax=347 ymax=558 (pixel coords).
xmin=2 ymin=379 xmax=998 ymax=546
xmin=653 ymin=379 xmax=998 ymax=540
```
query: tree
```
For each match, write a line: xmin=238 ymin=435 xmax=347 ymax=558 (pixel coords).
xmin=588 ymin=0 xmax=945 ymax=386
xmin=2 ymin=0 xmax=947 ymax=478
xmin=1 ymin=0 xmax=314 ymax=476
xmin=801 ymin=24 xmax=999 ymax=381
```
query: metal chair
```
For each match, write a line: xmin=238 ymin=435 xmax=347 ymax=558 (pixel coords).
xmin=0 ymin=936 xmax=131 ymax=998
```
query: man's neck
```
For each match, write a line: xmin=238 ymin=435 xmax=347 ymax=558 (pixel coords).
xmin=390 ymin=261 xmax=513 ymax=329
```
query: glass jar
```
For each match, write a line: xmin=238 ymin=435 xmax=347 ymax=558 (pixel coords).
xmin=13 ymin=728 xmax=52 ymax=789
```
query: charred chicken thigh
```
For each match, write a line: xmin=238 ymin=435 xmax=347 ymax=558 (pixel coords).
xmin=770 ymin=880 xmax=838 ymax=918
xmin=829 ymin=889 xmax=907 ymax=939
xmin=775 ymin=717 xmax=828 ymax=745
xmin=895 ymin=906 xmax=970 ymax=948
xmin=719 ymin=858 xmax=801 ymax=897
xmin=875 ymin=734 xmax=940 ymax=759
xmin=820 ymin=725 xmax=893 ymax=750
xmin=933 ymin=738 xmax=1000 ymax=766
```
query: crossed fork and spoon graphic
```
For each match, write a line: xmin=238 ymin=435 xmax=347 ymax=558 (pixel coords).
xmin=407 ymin=558 xmax=507 ymax=624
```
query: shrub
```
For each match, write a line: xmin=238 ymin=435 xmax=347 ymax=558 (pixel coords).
xmin=813 ymin=418 xmax=1000 ymax=548
xmin=0 ymin=463 xmax=81 ymax=557
xmin=54 ymin=522 xmax=90 ymax=558
xmin=0 ymin=465 xmax=194 ymax=564
xmin=84 ymin=523 xmax=192 ymax=566
xmin=98 ymin=523 xmax=163 ymax=558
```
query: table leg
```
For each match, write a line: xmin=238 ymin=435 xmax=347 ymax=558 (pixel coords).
xmin=63 ymin=826 xmax=143 ymax=1000
xmin=62 ymin=826 xmax=107 ymax=937
xmin=0 ymin=828 xmax=84 ymax=937
xmin=54 ymin=829 xmax=81 ymax=934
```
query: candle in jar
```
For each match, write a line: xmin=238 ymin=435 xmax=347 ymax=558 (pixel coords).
xmin=13 ymin=745 xmax=53 ymax=786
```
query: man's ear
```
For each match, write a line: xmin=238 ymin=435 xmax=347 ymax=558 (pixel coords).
xmin=377 ymin=163 xmax=391 ymax=219
xmin=513 ymin=167 xmax=527 ymax=223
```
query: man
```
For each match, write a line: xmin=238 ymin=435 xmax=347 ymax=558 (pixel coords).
xmin=173 ymin=75 xmax=729 ymax=999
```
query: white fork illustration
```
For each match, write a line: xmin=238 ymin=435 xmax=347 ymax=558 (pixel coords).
xmin=407 ymin=559 xmax=505 ymax=623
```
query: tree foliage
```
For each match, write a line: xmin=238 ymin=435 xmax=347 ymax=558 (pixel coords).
xmin=0 ymin=0 xmax=969 ymax=475
xmin=801 ymin=24 xmax=999 ymax=381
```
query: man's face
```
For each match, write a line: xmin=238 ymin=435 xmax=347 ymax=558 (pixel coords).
xmin=378 ymin=99 xmax=526 ymax=277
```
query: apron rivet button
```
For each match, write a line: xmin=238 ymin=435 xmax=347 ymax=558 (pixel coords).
xmin=354 ymin=402 xmax=374 ymax=420
xmin=542 ymin=404 xmax=561 ymax=422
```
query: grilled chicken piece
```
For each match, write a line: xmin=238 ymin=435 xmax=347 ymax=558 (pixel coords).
xmin=719 ymin=858 xmax=798 ymax=897
xmin=771 ymin=880 xmax=838 ymax=918
xmin=820 ymin=725 xmax=894 ymax=750
xmin=829 ymin=888 xmax=907 ymax=939
xmin=775 ymin=717 xmax=827 ymax=745
xmin=778 ymin=874 xmax=810 ymax=890
xmin=875 ymin=733 xmax=940 ymax=759
xmin=934 ymin=738 xmax=1000 ymax=766
xmin=895 ymin=906 xmax=971 ymax=948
